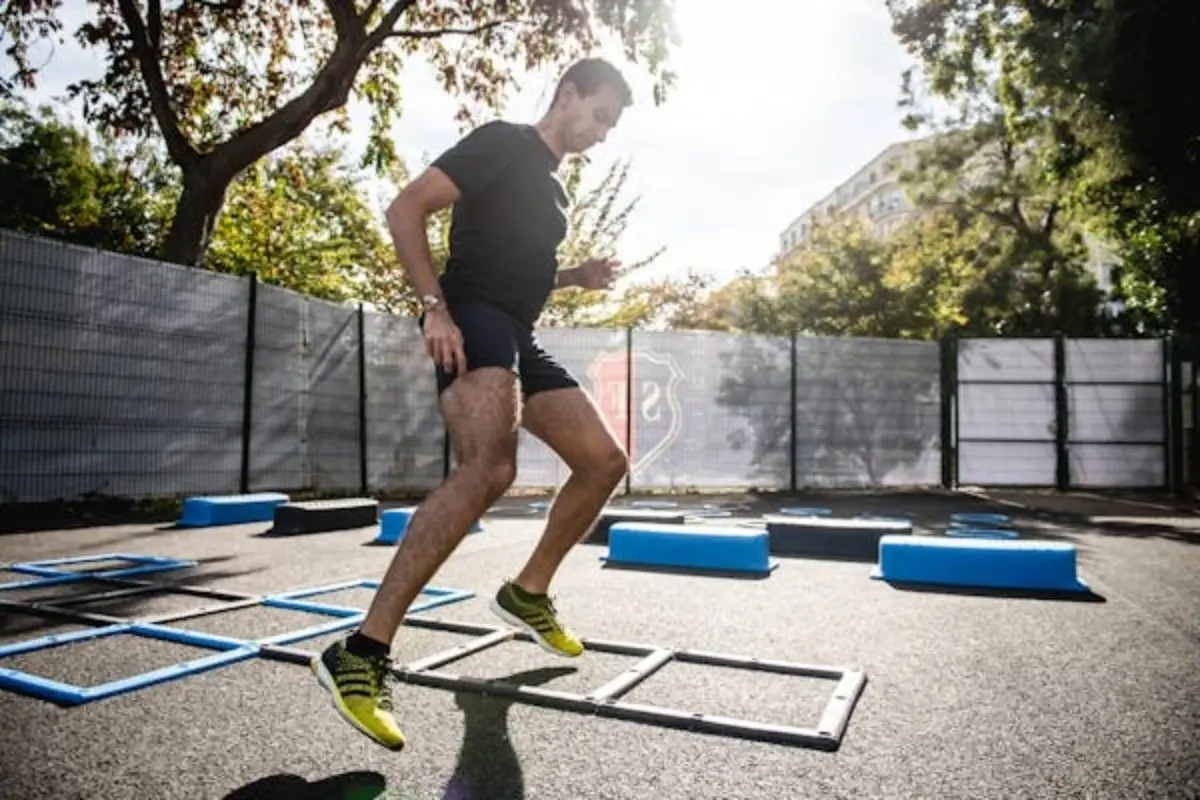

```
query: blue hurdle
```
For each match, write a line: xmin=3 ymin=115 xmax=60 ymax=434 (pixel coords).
xmin=258 ymin=579 xmax=475 ymax=646
xmin=0 ymin=623 xmax=258 ymax=706
xmin=9 ymin=553 xmax=196 ymax=580
xmin=605 ymin=522 xmax=777 ymax=577
xmin=373 ymin=507 xmax=481 ymax=545
xmin=945 ymin=527 xmax=1019 ymax=540
xmin=871 ymin=535 xmax=1089 ymax=593
xmin=176 ymin=492 xmax=290 ymax=527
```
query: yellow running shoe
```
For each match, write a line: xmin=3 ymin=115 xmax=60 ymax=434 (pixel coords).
xmin=311 ymin=636 xmax=406 ymax=750
xmin=489 ymin=581 xmax=584 ymax=658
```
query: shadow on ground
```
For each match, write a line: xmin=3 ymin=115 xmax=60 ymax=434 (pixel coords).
xmin=878 ymin=579 xmax=1107 ymax=603
xmin=222 ymin=770 xmax=389 ymax=799
xmin=0 ymin=557 xmax=265 ymax=636
xmin=0 ymin=498 xmax=180 ymax=535
xmin=965 ymin=488 xmax=1200 ymax=545
xmin=440 ymin=666 xmax=577 ymax=800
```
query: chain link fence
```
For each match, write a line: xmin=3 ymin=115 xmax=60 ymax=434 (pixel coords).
xmin=1 ymin=229 xmax=1191 ymax=503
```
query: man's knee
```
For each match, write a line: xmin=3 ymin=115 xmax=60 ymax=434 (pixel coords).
xmin=586 ymin=441 xmax=629 ymax=486
xmin=461 ymin=454 xmax=517 ymax=498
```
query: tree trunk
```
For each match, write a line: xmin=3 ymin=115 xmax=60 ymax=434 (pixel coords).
xmin=161 ymin=167 xmax=231 ymax=266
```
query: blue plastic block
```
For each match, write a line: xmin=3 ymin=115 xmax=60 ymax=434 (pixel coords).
xmin=176 ymin=492 xmax=290 ymax=527
xmin=258 ymin=580 xmax=475 ymax=645
xmin=0 ymin=622 xmax=258 ymax=706
xmin=871 ymin=535 xmax=1089 ymax=592
xmin=10 ymin=553 xmax=196 ymax=580
xmin=949 ymin=512 xmax=1012 ymax=527
xmin=945 ymin=527 xmax=1019 ymax=540
xmin=374 ymin=507 xmax=414 ymax=543
xmin=373 ymin=507 xmax=480 ymax=545
xmin=780 ymin=507 xmax=833 ymax=517
xmin=606 ymin=522 xmax=777 ymax=576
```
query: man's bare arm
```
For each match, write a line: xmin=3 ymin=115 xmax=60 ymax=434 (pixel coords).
xmin=385 ymin=167 xmax=461 ymax=302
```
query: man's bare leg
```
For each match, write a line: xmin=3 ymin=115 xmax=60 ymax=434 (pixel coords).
xmin=311 ymin=367 xmax=521 ymax=750
xmin=512 ymin=386 xmax=628 ymax=595
xmin=359 ymin=367 xmax=521 ymax=644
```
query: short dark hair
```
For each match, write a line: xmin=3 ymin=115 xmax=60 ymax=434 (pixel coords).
xmin=552 ymin=57 xmax=633 ymax=107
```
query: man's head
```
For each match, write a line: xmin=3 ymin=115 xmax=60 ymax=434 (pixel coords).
xmin=546 ymin=57 xmax=633 ymax=154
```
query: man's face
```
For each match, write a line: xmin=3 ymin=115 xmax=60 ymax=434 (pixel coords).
xmin=561 ymin=83 xmax=625 ymax=153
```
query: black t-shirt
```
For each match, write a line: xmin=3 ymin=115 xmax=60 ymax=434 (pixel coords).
xmin=431 ymin=120 xmax=568 ymax=328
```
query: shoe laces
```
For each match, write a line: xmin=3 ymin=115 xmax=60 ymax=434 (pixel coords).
xmin=528 ymin=592 xmax=563 ymax=631
xmin=348 ymin=650 xmax=396 ymax=711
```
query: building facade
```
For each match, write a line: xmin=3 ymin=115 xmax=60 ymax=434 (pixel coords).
xmin=776 ymin=138 xmax=928 ymax=259
xmin=774 ymin=135 xmax=1117 ymax=295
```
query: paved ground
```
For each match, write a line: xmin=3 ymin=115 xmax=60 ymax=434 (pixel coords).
xmin=1 ymin=488 xmax=1198 ymax=800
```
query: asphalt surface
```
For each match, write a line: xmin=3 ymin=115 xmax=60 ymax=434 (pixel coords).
xmin=1 ymin=489 xmax=1198 ymax=800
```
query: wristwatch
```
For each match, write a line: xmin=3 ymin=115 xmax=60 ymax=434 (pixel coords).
xmin=422 ymin=293 xmax=443 ymax=313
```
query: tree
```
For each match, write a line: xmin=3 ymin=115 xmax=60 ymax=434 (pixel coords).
xmin=598 ymin=268 xmax=733 ymax=330
xmin=541 ymin=154 xmax=665 ymax=327
xmin=0 ymin=99 xmax=167 ymax=257
xmin=886 ymin=0 xmax=1200 ymax=343
xmin=894 ymin=116 xmax=1106 ymax=336
xmin=204 ymin=139 xmax=398 ymax=305
xmin=750 ymin=216 xmax=911 ymax=338
xmin=3 ymin=1 xmax=678 ymax=268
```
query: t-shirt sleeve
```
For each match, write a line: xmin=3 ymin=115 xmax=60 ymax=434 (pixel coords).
xmin=431 ymin=121 xmax=522 ymax=200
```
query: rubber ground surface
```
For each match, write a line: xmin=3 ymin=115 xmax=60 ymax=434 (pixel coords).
xmin=1 ymin=488 xmax=1198 ymax=800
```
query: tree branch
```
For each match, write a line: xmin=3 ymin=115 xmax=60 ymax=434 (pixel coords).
xmin=147 ymin=0 xmax=162 ymax=53
xmin=365 ymin=0 xmax=420 ymax=49
xmin=114 ymin=0 xmax=197 ymax=169
xmin=389 ymin=20 xmax=513 ymax=39
xmin=216 ymin=1 xmax=409 ymax=177
xmin=323 ymin=0 xmax=359 ymax=40
xmin=1040 ymin=199 xmax=1060 ymax=238
xmin=360 ymin=0 xmax=385 ymax=23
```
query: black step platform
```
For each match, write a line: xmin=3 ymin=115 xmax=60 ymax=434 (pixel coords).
xmin=764 ymin=515 xmax=912 ymax=561
xmin=586 ymin=507 xmax=687 ymax=545
xmin=269 ymin=498 xmax=380 ymax=535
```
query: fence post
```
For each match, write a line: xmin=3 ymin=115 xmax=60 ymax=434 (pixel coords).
xmin=939 ymin=335 xmax=957 ymax=489
xmin=789 ymin=330 xmax=798 ymax=493
xmin=1054 ymin=334 xmax=1069 ymax=492
xmin=239 ymin=272 xmax=258 ymax=494
xmin=356 ymin=303 xmax=368 ymax=495
xmin=1167 ymin=336 xmax=1185 ymax=494
xmin=1191 ymin=347 xmax=1199 ymax=490
xmin=624 ymin=325 xmax=634 ymax=495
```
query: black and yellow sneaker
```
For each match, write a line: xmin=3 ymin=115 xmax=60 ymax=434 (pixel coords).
xmin=489 ymin=580 xmax=584 ymax=658
xmin=311 ymin=636 xmax=406 ymax=750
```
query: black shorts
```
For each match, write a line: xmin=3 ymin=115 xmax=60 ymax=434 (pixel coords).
xmin=421 ymin=300 xmax=579 ymax=398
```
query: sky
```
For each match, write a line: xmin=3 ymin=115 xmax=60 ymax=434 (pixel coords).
xmin=14 ymin=0 xmax=920 ymax=285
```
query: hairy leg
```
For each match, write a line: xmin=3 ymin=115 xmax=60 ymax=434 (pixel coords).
xmin=514 ymin=387 xmax=629 ymax=595
xmin=359 ymin=368 xmax=520 ymax=644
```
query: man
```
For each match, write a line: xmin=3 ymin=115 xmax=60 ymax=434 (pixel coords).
xmin=311 ymin=57 xmax=635 ymax=750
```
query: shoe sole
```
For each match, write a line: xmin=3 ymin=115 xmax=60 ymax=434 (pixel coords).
xmin=488 ymin=597 xmax=583 ymax=659
xmin=310 ymin=656 xmax=405 ymax=751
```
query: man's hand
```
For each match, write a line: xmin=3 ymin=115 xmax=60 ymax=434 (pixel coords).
xmin=563 ymin=257 xmax=621 ymax=291
xmin=422 ymin=308 xmax=467 ymax=375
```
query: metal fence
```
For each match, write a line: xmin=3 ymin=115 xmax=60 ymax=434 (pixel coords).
xmin=1 ymin=229 xmax=1194 ymax=504
xmin=950 ymin=337 xmax=1185 ymax=489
